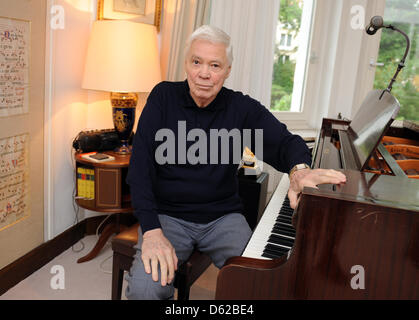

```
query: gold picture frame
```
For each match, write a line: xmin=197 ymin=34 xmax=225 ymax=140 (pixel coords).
xmin=97 ymin=0 xmax=162 ymax=32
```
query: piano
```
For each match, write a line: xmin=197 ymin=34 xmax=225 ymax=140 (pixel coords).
xmin=216 ymin=90 xmax=419 ymax=299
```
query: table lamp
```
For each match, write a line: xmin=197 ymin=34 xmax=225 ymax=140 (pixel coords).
xmin=82 ymin=20 xmax=161 ymax=154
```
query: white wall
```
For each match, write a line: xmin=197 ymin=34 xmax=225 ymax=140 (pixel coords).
xmin=45 ymin=0 xmax=94 ymax=239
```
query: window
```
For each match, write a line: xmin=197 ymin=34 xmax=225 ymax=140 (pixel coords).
xmin=287 ymin=34 xmax=292 ymax=46
xmin=280 ymin=33 xmax=286 ymax=46
xmin=373 ymin=0 xmax=419 ymax=121
xmin=271 ymin=0 xmax=314 ymax=112
xmin=210 ymin=0 xmax=384 ymax=131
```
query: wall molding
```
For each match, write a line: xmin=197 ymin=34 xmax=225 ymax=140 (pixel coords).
xmin=44 ymin=0 xmax=55 ymax=242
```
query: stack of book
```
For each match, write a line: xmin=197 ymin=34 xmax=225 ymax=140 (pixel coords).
xmin=77 ymin=167 xmax=95 ymax=199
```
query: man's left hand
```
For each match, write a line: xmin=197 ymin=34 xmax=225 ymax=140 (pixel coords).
xmin=288 ymin=168 xmax=346 ymax=209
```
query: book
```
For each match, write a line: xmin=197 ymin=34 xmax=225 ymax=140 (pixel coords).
xmin=77 ymin=167 xmax=84 ymax=198
xmin=77 ymin=167 xmax=88 ymax=198
xmin=87 ymin=168 xmax=95 ymax=199
xmin=77 ymin=167 xmax=95 ymax=199
xmin=80 ymin=152 xmax=115 ymax=163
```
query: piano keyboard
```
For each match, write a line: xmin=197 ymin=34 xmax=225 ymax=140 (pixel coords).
xmin=242 ymin=174 xmax=295 ymax=260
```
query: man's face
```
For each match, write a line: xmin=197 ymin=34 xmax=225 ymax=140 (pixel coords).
xmin=185 ymin=39 xmax=231 ymax=108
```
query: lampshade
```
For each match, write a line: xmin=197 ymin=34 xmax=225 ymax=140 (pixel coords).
xmin=82 ymin=20 xmax=161 ymax=93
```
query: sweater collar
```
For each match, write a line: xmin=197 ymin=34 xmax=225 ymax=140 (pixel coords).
xmin=182 ymin=80 xmax=227 ymax=112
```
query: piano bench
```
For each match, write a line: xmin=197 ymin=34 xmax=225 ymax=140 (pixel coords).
xmin=111 ymin=223 xmax=212 ymax=300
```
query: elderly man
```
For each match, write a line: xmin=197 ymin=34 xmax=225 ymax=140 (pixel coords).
xmin=125 ymin=25 xmax=346 ymax=300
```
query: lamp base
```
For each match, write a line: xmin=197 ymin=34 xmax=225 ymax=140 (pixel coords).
xmin=110 ymin=92 xmax=137 ymax=155
xmin=114 ymin=141 xmax=132 ymax=155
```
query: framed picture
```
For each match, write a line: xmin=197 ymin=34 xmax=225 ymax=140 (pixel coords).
xmin=97 ymin=0 xmax=162 ymax=31
xmin=0 ymin=16 xmax=30 ymax=117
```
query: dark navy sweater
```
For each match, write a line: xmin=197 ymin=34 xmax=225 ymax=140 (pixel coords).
xmin=127 ymin=80 xmax=311 ymax=234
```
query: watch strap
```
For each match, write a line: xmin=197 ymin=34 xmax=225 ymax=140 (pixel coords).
xmin=289 ymin=163 xmax=310 ymax=177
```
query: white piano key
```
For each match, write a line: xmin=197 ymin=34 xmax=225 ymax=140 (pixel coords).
xmin=242 ymin=174 xmax=291 ymax=259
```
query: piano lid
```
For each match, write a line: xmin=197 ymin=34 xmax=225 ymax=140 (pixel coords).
xmin=308 ymin=170 xmax=419 ymax=212
xmin=348 ymin=90 xmax=400 ymax=171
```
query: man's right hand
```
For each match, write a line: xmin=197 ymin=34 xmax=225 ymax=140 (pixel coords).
xmin=141 ymin=228 xmax=178 ymax=286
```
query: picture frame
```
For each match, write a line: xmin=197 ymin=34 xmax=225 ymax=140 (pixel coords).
xmin=0 ymin=16 xmax=30 ymax=118
xmin=97 ymin=0 xmax=162 ymax=32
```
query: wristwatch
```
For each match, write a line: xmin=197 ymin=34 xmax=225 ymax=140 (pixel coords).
xmin=289 ymin=163 xmax=310 ymax=177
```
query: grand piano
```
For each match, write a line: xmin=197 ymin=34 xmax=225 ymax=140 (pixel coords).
xmin=215 ymin=90 xmax=419 ymax=299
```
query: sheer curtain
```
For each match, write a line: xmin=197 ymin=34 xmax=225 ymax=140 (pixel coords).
xmin=160 ymin=0 xmax=211 ymax=81
xmin=210 ymin=0 xmax=282 ymax=195
xmin=209 ymin=0 xmax=280 ymax=108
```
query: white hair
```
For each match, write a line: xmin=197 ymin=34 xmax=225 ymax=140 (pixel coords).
xmin=185 ymin=25 xmax=233 ymax=66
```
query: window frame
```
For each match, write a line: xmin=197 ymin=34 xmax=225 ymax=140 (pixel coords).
xmin=270 ymin=0 xmax=317 ymax=129
xmin=271 ymin=0 xmax=386 ymax=131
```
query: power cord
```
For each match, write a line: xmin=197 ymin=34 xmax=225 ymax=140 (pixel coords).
xmin=71 ymin=164 xmax=85 ymax=253
xmin=99 ymin=254 xmax=113 ymax=275
xmin=95 ymin=214 xmax=116 ymax=274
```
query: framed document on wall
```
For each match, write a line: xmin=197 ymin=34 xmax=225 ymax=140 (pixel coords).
xmin=0 ymin=133 xmax=30 ymax=232
xmin=0 ymin=16 xmax=30 ymax=117
xmin=97 ymin=0 xmax=162 ymax=31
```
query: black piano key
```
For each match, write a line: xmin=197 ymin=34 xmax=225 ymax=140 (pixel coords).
xmin=281 ymin=199 xmax=291 ymax=207
xmin=262 ymin=247 xmax=287 ymax=259
xmin=279 ymin=212 xmax=293 ymax=219
xmin=280 ymin=213 xmax=293 ymax=219
xmin=273 ymin=222 xmax=294 ymax=230
xmin=274 ymin=224 xmax=294 ymax=234
xmin=276 ymin=216 xmax=292 ymax=224
xmin=279 ymin=199 xmax=294 ymax=214
xmin=268 ymin=234 xmax=295 ymax=247
xmin=278 ymin=209 xmax=291 ymax=215
xmin=271 ymin=231 xmax=295 ymax=240
xmin=280 ymin=202 xmax=292 ymax=210
xmin=282 ymin=202 xmax=292 ymax=209
xmin=272 ymin=227 xmax=295 ymax=238
xmin=279 ymin=215 xmax=293 ymax=222
xmin=273 ymin=222 xmax=295 ymax=231
xmin=272 ymin=224 xmax=294 ymax=233
xmin=280 ymin=207 xmax=294 ymax=216
xmin=273 ymin=222 xmax=295 ymax=232
xmin=264 ymin=243 xmax=289 ymax=255
xmin=262 ymin=251 xmax=284 ymax=259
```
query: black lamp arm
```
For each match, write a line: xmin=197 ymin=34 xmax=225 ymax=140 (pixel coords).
xmin=380 ymin=24 xmax=411 ymax=98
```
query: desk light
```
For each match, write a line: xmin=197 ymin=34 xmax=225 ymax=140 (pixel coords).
xmin=82 ymin=20 xmax=161 ymax=154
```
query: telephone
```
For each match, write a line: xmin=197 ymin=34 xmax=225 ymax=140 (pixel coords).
xmin=72 ymin=129 xmax=120 ymax=153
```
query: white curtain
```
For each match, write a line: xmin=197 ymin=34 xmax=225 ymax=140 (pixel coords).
xmin=160 ymin=0 xmax=211 ymax=81
xmin=209 ymin=0 xmax=280 ymax=108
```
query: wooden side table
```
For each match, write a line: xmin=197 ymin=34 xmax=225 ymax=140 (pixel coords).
xmin=75 ymin=152 xmax=132 ymax=263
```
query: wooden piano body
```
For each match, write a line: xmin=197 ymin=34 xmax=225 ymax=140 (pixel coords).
xmin=216 ymin=171 xmax=418 ymax=299
xmin=216 ymin=90 xmax=419 ymax=299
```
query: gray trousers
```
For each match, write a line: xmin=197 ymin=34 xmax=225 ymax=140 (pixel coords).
xmin=125 ymin=213 xmax=252 ymax=300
